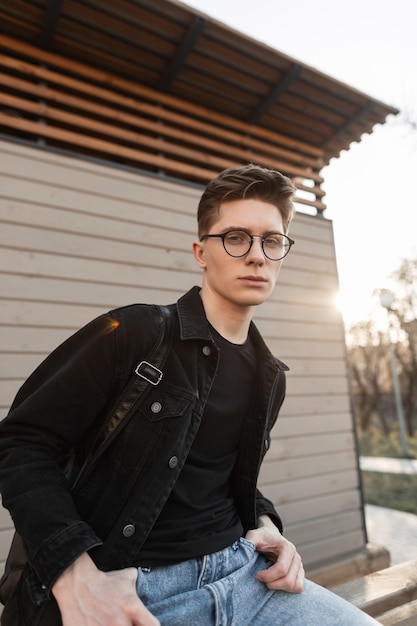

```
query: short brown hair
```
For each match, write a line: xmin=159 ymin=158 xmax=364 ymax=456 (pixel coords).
xmin=197 ymin=164 xmax=296 ymax=237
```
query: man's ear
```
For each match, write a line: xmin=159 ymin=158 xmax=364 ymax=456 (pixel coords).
xmin=193 ymin=240 xmax=207 ymax=269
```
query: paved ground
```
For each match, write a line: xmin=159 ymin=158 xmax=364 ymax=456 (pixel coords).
xmin=365 ymin=504 xmax=417 ymax=566
xmin=361 ymin=456 xmax=417 ymax=566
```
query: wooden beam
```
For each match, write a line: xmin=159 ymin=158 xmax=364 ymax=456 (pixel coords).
xmin=40 ymin=0 xmax=64 ymax=50
xmin=248 ymin=63 xmax=304 ymax=124
xmin=158 ymin=16 xmax=205 ymax=91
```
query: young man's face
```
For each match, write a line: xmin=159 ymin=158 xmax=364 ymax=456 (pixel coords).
xmin=194 ymin=198 xmax=286 ymax=311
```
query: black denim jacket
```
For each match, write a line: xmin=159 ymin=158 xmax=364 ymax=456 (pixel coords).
xmin=0 ymin=287 xmax=288 ymax=604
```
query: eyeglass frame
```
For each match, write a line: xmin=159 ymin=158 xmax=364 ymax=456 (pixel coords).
xmin=199 ymin=229 xmax=295 ymax=261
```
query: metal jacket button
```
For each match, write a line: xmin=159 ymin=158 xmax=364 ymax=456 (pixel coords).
xmin=151 ymin=401 xmax=162 ymax=413
xmin=122 ymin=524 xmax=136 ymax=537
xmin=202 ymin=345 xmax=211 ymax=356
xmin=168 ymin=456 xmax=178 ymax=469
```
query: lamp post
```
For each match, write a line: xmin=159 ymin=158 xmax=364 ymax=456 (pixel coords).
xmin=379 ymin=290 xmax=408 ymax=457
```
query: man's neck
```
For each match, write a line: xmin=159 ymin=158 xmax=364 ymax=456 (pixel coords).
xmin=199 ymin=287 xmax=254 ymax=345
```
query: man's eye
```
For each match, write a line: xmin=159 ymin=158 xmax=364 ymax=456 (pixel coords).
xmin=264 ymin=237 xmax=282 ymax=248
xmin=226 ymin=233 xmax=246 ymax=244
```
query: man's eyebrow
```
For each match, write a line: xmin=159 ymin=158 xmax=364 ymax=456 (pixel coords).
xmin=215 ymin=227 xmax=284 ymax=235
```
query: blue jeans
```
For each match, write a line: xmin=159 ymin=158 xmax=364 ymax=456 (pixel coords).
xmin=136 ymin=538 xmax=379 ymax=625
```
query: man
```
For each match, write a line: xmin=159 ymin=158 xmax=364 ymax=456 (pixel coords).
xmin=0 ymin=165 xmax=378 ymax=625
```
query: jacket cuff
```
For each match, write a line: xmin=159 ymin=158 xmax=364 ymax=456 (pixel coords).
xmin=255 ymin=494 xmax=283 ymax=534
xmin=30 ymin=521 xmax=103 ymax=600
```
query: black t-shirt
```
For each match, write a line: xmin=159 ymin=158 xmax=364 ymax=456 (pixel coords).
xmin=137 ymin=324 xmax=257 ymax=566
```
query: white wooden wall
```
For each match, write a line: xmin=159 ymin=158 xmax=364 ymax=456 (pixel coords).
xmin=0 ymin=139 xmax=365 ymax=575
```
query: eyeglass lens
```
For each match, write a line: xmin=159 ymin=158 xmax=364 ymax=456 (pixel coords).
xmin=223 ymin=231 xmax=290 ymax=260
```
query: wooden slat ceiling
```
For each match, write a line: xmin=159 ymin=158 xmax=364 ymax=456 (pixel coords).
xmin=0 ymin=0 xmax=398 ymax=211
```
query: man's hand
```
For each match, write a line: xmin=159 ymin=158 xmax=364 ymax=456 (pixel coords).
xmin=52 ymin=552 xmax=160 ymax=626
xmin=245 ymin=515 xmax=305 ymax=594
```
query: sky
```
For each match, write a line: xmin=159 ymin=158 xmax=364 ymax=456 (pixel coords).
xmin=183 ymin=0 xmax=417 ymax=324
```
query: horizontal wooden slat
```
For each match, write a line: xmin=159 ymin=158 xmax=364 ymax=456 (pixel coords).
xmin=268 ymin=432 xmax=355 ymax=460
xmin=267 ymin=338 xmax=346 ymax=360
xmin=258 ymin=301 xmax=342 ymax=325
xmin=261 ymin=450 xmax=357 ymax=485
xmin=285 ymin=375 xmax=349 ymax=395
xmin=0 ymin=352 xmax=49 ymax=379
xmin=261 ymin=469 xmax=358 ymax=504
xmin=0 ymin=145 xmax=201 ymax=214
xmin=300 ymin=530 xmax=365 ymax=568
xmin=269 ymin=414 xmax=354 ymax=439
xmin=0 ymin=272 xmax=188 ymax=309
xmin=281 ymin=394 xmax=352 ymax=417
xmin=0 ymin=227 xmax=197 ymax=274
xmin=286 ymin=510 xmax=361 ymax=547
xmin=0 ymin=379 xmax=26 ymax=410
xmin=285 ymin=358 xmax=347 ymax=376
xmin=275 ymin=489 xmax=362 ymax=527
xmin=257 ymin=319 xmax=343 ymax=342
xmin=0 ymin=300 xmax=111 ymax=330
xmin=0 ymin=253 xmax=197 ymax=297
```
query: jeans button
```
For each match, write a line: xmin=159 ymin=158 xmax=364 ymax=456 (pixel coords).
xmin=168 ymin=456 xmax=178 ymax=469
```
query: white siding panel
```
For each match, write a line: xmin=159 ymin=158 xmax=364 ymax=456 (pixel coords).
xmin=298 ymin=531 xmax=365 ymax=568
xmin=0 ymin=528 xmax=14 ymax=566
xmin=267 ymin=433 xmax=356 ymax=461
xmin=260 ymin=450 xmax=357 ymax=483
xmin=287 ymin=358 xmax=347 ymax=376
xmin=1 ymin=274 xmax=183 ymax=308
xmin=0 ymin=245 xmax=198 ymax=289
xmin=277 ymin=490 xmax=362 ymax=526
xmin=259 ymin=300 xmax=341 ymax=324
xmin=0 ymin=140 xmax=365 ymax=573
xmin=0 ymin=299 xmax=105 ymax=328
xmin=282 ymin=394 xmax=352 ymax=416
xmin=274 ymin=414 xmax=354 ymax=438
xmin=260 ymin=469 xmax=359 ymax=505
xmin=0 ymin=353 xmax=49 ymax=380
xmin=0 ymin=200 xmax=196 ymax=253
xmin=285 ymin=375 xmax=350 ymax=396
xmin=288 ymin=510 xmax=362 ymax=546
xmin=267 ymin=338 xmax=346 ymax=360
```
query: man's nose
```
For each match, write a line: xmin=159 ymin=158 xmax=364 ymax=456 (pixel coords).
xmin=245 ymin=236 xmax=265 ymax=263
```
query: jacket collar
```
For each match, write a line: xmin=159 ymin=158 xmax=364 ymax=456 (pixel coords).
xmin=176 ymin=286 xmax=289 ymax=372
xmin=176 ymin=286 xmax=213 ymax=341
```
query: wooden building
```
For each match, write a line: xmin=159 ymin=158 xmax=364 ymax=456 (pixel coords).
xmin=0 ymin=0 xmax=397 ymax=585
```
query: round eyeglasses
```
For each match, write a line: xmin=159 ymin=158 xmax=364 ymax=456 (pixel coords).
xmin=200 ymin=230 xmax=294 ymax=261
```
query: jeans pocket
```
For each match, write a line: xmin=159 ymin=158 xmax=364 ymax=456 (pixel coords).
xmin=239 ymin=536 xmax=257 ymax=551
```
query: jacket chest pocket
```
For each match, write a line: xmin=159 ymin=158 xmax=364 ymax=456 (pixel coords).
xmin=138 ymin=385 xmax=193 ymax=422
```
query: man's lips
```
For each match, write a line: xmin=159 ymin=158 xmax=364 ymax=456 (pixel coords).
xmin=239 ymin=276 xmax=268 ymax=284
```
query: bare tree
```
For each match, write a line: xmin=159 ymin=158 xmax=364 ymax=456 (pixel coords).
xmin=346 ymin=256 xmax=417 ymax=437
xmin=346 ymin=321 xmax=391 ymax=433
xmin=388 ymin=258 xmax=417 ymax=436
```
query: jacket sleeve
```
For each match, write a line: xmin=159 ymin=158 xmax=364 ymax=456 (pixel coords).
xmin=255 ymin=489 xmax=283 ymax=534
xmin=0 ymin=312 xmax=125 ymax=594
